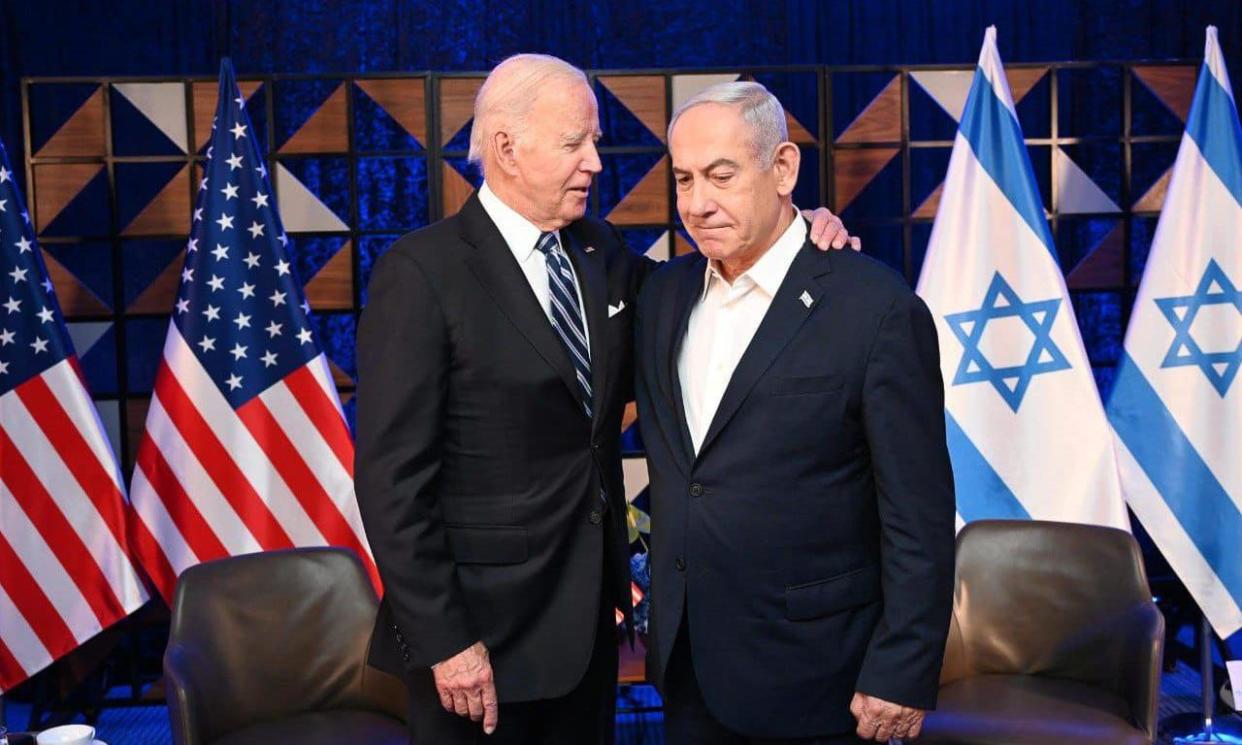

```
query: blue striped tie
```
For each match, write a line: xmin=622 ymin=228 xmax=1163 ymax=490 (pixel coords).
xmin=535 ymin=232 xmax=593 ymax=419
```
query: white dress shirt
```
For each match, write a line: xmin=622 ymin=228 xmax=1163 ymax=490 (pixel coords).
xmin=679 ymin=211 xmax=807 ymax=454
xmin=477 ymin=181 xmax=591 ymax=354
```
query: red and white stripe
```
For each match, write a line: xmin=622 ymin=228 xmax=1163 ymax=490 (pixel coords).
xmin=0 ymin=358 xmax=148 ymax=692
xmin=128 ymin=323 xmax=378 ymax=603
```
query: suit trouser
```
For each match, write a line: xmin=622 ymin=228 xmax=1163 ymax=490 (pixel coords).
xmin=663 ymin=612 xmax=868 ymax=745
xmin=405 ymin=590 xmax=618 ymax=744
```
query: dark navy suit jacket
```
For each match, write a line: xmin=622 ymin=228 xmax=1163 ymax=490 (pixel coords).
xmin=635 ymin=233 xmax=956 ymax=738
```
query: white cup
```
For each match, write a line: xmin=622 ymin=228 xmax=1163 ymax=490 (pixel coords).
xmin=35 ymin=724 xmax=95 ymax=745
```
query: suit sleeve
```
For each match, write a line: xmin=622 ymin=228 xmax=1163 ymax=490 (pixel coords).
xmin=854 ymin=291 xmax=956 ymax=710
xmin=355 ymin=247 xmax=478 ymax=669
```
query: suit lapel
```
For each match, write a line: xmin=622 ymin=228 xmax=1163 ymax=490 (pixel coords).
xmin=561 ymin=226 xmax=609 ymax=434
xmin=460 ymin=194 xmax=583 ymax=410
xmin=695 ymin=240 xmax=832 ymax=462
xmin=666 ymin=255 xmax=706 ymax=473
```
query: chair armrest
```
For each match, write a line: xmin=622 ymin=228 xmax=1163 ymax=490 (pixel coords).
xmin=164 ymin=641 xmax=204 ymax=745
xmin=359 ymin=664 xmax=409 ymax=723
xmin=1118 ymin=601 xmax=1164 ymax=742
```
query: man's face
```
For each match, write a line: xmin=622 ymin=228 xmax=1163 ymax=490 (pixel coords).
xmin=511 ymin=78 xmax=603 ymax=229
xmin=669 ymin=103 xmax=788 ymax=266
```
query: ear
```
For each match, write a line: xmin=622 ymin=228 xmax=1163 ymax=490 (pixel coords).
xmin=491 ymin=129 xmax=521 ymax=178
xmin=772 ymin=141 xmax=800 ymax=197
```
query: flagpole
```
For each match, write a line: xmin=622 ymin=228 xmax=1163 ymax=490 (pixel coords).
xmin=1163 ymin=614 xmax=1242 ymax=744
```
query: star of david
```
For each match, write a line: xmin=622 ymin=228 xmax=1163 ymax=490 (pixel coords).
xmin=944 ymin=271 xmax=1072 ymax=412
xmin=1155 ymin=258 xmax=1242 ymax=397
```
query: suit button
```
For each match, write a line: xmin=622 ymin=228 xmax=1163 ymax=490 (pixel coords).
xmin=675 ymin=558 xmax=686 ymax=572
xmin=589 ymin=510 xmax=603 ymax=524
xmin=591 ymin=440 xmax=600 ymax=451
xmin=689 ymin=483 xmax=704 ymax=497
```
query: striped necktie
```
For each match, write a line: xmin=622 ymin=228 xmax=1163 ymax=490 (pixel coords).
xmin=535 ymin=231 xmax=593 ymax=419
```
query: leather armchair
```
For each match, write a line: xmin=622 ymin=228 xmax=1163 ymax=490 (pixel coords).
xmin=919 ymin=520 xmax=1164 ymax=745
xmin=164 ymin=547 xmax=408 ymax=744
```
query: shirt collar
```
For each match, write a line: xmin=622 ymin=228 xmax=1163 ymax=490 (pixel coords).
xmin=701 ymin=207 xmax=808 ymax=300
xmin=478 ymin=181 xmax=556 ymax=262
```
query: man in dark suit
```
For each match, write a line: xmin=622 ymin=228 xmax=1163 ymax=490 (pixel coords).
xmin=636 ymin=81 xmax=956 ymax=743
xmin=355 ymin=55 xmax=855 ymax=743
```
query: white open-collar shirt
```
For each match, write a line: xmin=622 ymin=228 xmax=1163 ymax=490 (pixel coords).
xmin=679 ymin=210 xmax=807 ymax=454
xmin=477 ymin=181 xmax=591 ymax=354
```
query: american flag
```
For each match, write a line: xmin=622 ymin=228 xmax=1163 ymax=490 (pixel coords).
xmin=0 ymin=138 xmax=148 ymax=692
xmin=127 ymin=59 xmax=379 ymax=602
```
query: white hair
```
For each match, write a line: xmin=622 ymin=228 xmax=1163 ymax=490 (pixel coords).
xmin=467 ymin=53 xmax=589 ymax=169
xmin=667 ymin=81 xmax=789 ymax=167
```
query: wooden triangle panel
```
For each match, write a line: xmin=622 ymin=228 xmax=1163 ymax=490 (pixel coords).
xmin=355 ymin=78 xmax=427 ymax=146
xmin=1067 ymin=223 xmax=1125 ymax=289
xmin=123 ymin=164 xmax=191 ymax=236
xmin=328 ymin=357 xmax=354 ymax=387
xmin=440 ymin=78 xmax=485 ymax=144
xmin=674 ymin=231 xmax=697 ymax=256
xmin=1133 ymin=167 xmax=1172 ymax=212
xmin=785 ymin=111 xmax=816 ymax=144
xmin=913 ymin=182 xmax=944 ymax=219
xmin=1006 ymin=68 xmax=1048 ymax=104
xmin=833 ymin=148 xmax=899 ymax=212
xmin=34 ymin=163 xmax=104 ymax=234
xmin=43 ymin=253 xmax=110 ymax=315
xmin=126 ymin=398 xmax=151 ymax=470
xmin=193 ymin=81 xmax=263 ymax=152
xmin=304 ymin=240 xmax=354 ymax=310
xmin=280 ymin=83 xmax=349 ymax=154
xmin=599 ymin=75 xmax=667 ymax=143
xmin=1133 ymin=65 xmax=1196 ymax=122
xmin=606 ymin=156 xmax=668 ymax=225
xmin=36 ymin=87 xmax=106 ymax=157
xmin=127 ymin=250 xmax=185 ymax=314
xmin=836 ymin=76 xmax=901 ymax=144
xmin=442 ymin=162 xmax=476 ymax=216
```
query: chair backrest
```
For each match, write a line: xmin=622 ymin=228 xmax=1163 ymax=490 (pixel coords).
xmin=166 ymin=547 xmax=384 ymax=742
xmin=941 ymin=519 xmax=1154 ymax=695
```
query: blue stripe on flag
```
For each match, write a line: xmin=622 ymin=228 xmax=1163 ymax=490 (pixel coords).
xmin=945 ymin=410 xmax=1030 ymax=522
xmin=1186 ymin=63 xmax=1242 ymax=207
xmin=959 ymin=67 xmax=1056 ymax=255
xmin=1109 ymin=353 xmax=1242 ymax=609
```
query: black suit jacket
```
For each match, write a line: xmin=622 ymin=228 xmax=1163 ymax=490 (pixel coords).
xmin=635 ymin=234 xmax=956 ymax=738
xmin=355 ymin=193 xmax=652 ymax=702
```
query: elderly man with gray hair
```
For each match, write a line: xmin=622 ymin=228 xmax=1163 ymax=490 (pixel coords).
xmin=635 ymin=81 xmax=956 ymax=743
xmin=355 ymin=54 xmax=856 ymax=743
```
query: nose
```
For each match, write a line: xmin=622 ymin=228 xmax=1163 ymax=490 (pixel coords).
xmin=686 ymin=178 xmax=715 ymax=219
xmin=581 ymin=140 xmax=603 ymax=175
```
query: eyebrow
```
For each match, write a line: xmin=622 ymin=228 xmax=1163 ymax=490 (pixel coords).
xmin=672 ymin=158 xmax=742 ymax=176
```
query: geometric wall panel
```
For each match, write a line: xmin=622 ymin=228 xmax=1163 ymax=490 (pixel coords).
xmin=34 ymin=86 xmax=106 ymax=158
xmin=19 ymin=62 xmax=1185 ymax=477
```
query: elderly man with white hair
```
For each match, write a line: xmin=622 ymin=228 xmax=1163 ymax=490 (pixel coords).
xmin=635 ymin=81 xmax=955 ymax=744
xmin=355 ymin=54 xmax=855 ymax=743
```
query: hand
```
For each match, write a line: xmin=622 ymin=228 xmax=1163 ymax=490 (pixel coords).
xmin=433 ymin=641 xmax=499 ymax=734
xmin=802 ymin=207 xmax=862 ymax=252
xmin=850 ymin=691 xmax=926 ymax=741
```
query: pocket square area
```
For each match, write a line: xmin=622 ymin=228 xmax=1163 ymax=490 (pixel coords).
xmin=608 ymin=301 xmax=626 ymax=318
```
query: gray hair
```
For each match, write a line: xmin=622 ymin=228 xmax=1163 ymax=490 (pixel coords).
xmin=467 ymin=53 xmax=589 ymax=168
xmin=667 ymin=81 xmax=789 ymax=167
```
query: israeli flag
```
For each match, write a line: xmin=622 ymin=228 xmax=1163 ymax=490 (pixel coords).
xmin=1107 ymin=26 xmax=1242 ymax=638
xmin=917 ymin=27 xmax=1129 ymax=530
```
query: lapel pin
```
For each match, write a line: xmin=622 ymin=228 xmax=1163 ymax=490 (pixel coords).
xmin=584 ymin=245 xmax=596 ymax=253
xmin=799 ymin=290 xmax=814 ymax=308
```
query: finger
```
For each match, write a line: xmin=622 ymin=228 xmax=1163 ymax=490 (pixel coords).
xmin=850 ymin=235 xmax=861 ymax=252
xmin=452 ymin=690 xmax=470 ymax=717
xmin=482 ymin=681 xmax=500 ymax=734
xmin=466 ymin=688 xmax=484 ymax=722
xmin=873 ymin=717 xmax=895 ymax=742
xmin=832 ymin=230 xmax=847 ymax=249
xmin=908 ymin=718 xmax=923 ymax=739
xmin=856 ymin=716 xmax=879 ymax=741
xmin=850 ymin=693 xmax=865 ymax=720
xmin=436 ymin=685 xmax=454 ymax=713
